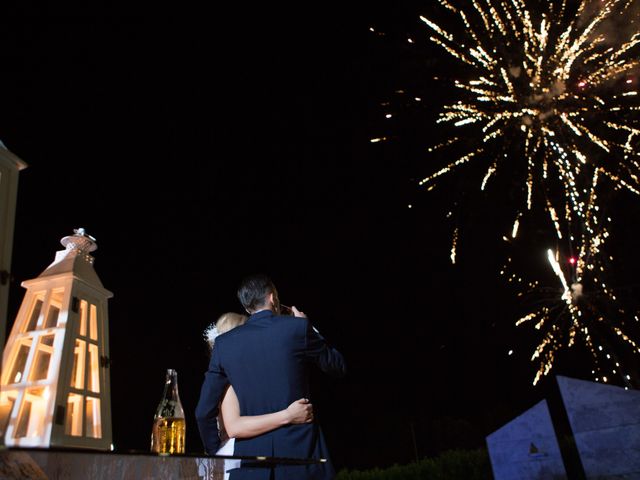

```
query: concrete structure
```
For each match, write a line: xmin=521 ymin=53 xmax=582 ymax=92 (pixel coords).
xmin=0 ymin=141 xmax=27 ymax=357
xmin=558 ymin=375 xmax=640 ymax=479
xmin=0 ymin=229 xmax=113 ymax=450
xmin=486 ymin=399 xmax=567 ymax=479
xmin=487 ymin=375 xmax=640 ymax=479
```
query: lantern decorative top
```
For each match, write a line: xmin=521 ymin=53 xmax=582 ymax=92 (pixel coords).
xmin=33 ymin=228 xmax=107 ymax=289
xmin=61 ymin=228 xmax=97 ymax=254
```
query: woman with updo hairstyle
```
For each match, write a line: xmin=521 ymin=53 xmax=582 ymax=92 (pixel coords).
xmin=204 ymin=312 xmax=247 ymax=351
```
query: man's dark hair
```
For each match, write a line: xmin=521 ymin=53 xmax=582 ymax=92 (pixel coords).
xmin=237 ymin=274 xmax=277 ymax=312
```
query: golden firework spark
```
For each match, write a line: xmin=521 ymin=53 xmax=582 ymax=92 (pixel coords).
xmin=505 ymin=172 xmax=640 ymax=386
xmin=408 ymin=0 xmax=640 ymax=386
xmin=418 ymin=0 xmax=640 ymax=246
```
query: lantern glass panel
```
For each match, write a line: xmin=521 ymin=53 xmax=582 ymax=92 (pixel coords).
xmin=88 ymin=344 xmax=100 ymax=393
xmin=0 ymin=392 xmax=16 ymax=437
xmin=89 ymin=304 xmax=98 ymax=340
xmin=65 ymin=393 xmax=83 ymax=437
xmin=44 ymin=288 xmax=65 ymax=329
xmin=13 ymin=400 xmax=31 ymax=438
xmin=29 ymin=335 xmax=55 ymax=381
xmin=14 ymin=387 xmax=47 ymax=439
xmin=6 ymin=340 xmax=32 ymax=384
xmin=85 ymin=397 xmax=102 ymax=438
xmin=24 ymin=296 xmax=44 ymax=332
xmin=70 ymin=340 xmax=86 ymax=389
xmin=78 ymin=300 xmax=88 ymax=337
xmin=43 ymin=305 xmax=60 ymax=329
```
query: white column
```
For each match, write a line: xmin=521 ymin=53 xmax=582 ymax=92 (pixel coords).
xmin=0 ymin=142 xmax=27 ymax=358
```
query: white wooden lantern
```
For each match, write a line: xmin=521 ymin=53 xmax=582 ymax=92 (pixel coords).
xmin=0 ymin=228 xmax=113 ymax=450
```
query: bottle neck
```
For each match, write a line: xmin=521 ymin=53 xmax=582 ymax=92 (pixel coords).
xmin=156 ymin=369 xmax=184 ymax=418
xmin=165 ymin=370 xmax=180 ymax=397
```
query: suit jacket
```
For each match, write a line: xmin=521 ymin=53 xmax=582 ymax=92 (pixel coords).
xmin=195 ymin=309 xmax=346 ymax=480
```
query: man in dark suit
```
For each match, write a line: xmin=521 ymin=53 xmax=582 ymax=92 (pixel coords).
xmin=195 ymin=274 xmax=346 ymax=479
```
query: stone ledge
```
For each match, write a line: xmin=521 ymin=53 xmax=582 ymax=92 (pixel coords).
xmin=1 ymin=448 xmax=216 ymax=479
xmin=0 ymin=447 xmax=324 ymax=479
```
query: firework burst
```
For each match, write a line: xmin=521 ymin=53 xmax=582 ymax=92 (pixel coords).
xmin=372 ymin=0 xmax=640 ymax=385
xmin=415 ymin=0 xmax=640 ymax=255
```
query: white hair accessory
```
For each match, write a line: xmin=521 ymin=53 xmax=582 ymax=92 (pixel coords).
xmin=204 ymin=323 xmax=220 ymax=348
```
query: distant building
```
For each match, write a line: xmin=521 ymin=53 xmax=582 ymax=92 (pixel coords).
xmin=0 ymin=141 xmax=27 ymax=355
xmin=0 ymin=229 xmax=113 ymax=450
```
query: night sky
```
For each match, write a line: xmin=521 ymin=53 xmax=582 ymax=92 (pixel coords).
xmin=3 ymin=1 xmax=640 ymax=472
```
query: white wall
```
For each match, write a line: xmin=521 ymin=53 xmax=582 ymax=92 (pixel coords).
xmin=0 ymin=144 xmax=27 ymax=354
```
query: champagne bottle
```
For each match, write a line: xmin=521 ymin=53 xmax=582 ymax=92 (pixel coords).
xmin=150 ymin=368 xmax=186 ymax=455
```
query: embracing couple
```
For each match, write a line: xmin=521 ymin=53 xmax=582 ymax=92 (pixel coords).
xmin=195 ymin=274 xmax=347 ymax=480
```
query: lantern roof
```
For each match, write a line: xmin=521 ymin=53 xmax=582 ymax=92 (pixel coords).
xmin=24 ymin=228 xmax=112 ymax=297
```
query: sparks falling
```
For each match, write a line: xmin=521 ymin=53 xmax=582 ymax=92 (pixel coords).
xmin=510 ymin=245 xmax=640 ymax=387
xmin=504 ymin=174 xmax=640 ymax=386
xmin=418 ymin=0 xmax=640 ymax=248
